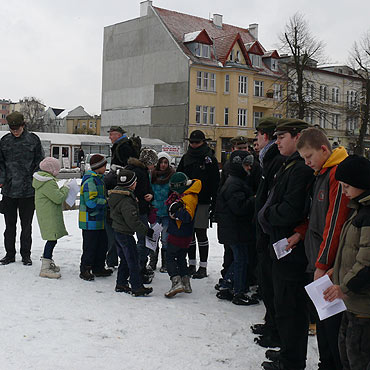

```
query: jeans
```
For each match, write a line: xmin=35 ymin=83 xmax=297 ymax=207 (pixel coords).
xmin=136 ymin=213 xmax=149 ymax=271
xmin=229 ymin=243 xmax=249 ymax=294
xmin=105 ymin=220 xmax=118 ymax=267
xmin=115 ymin=232 xmax=142 ymax=291
xmin=166 ymin=242 xmax=189 ymax=278
xmin=80 ymin=229 xmax=108 ymax=273
xmin=3 ymin=196 xmax=35 ymax=258
xmin=43 ymin=240 xmax=57 ymax=259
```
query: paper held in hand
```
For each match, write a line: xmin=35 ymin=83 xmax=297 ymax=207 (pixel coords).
xmin=65 ymin=179 xmax=80 ymax=207
xmin=305 ymin=274 xmax=347 ymax=321
xmin=273 ymin=238 xmax=292 ymax=259
xmin=145 ymin=223 xmax=163 ymax=252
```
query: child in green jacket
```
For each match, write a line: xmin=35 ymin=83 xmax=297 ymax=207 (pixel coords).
xmin=32 ymin=157 xmax=69 ymax=279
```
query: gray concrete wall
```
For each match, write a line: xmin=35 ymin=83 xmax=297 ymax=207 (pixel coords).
xmin=101 ymin=7 xmax=189 ymax=146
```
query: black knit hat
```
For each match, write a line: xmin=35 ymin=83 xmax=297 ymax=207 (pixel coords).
xmin=90 ymin=154 xmax=107 ymax=170
xmin=116 ymin=169 xmax=137 ymax=187
xmin=6 ymin=111 xmax=24 ymax=128
xmin=335 ymin=155 xmax=370 ymax=190
xmin=230 ymin=150 xmax=254 ymax=167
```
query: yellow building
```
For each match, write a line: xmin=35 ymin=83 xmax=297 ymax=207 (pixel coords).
xmin=65 ymin=106 xmax=101 ymax=135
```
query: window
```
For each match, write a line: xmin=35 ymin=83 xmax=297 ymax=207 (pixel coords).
xmin=250 ymin=54 xmax=262 ymax=67
xmin=196 ymin=71 xmax=216 ymax=92
xmin=203 ymin=72 xmax=209 ymax=91
xmin=229 ymin=50 xmax=234 ymax=61
xmin=332 ymin=87 xmax=339 ymax=103
xmin=210 ymin=107 xmax=215 ymax=124
xmin=236 ymin=51 xmax=240 ymax=63
xmin=319 ymin=112 xmax=327 ymax=128
xmin=196 ymin=105 xmax=201 ymax=123
xmin=306 ymin=82 xmax=314 ymax=99
xmin=346 ymin=116 xmax=358 ymax=131
xmin=347 ymin=90 xmax=357 ymax=108
xmin=253 ymin=112 xmax=263 ymax=128
xmin=201 ymin=44 xmax=210 ymax=58
xmin=271 ymin=59 xmax=278 ymax=71
xmin=238 ymin=75 xmax=248 ymax=94
xmin=254 ymin=81 xmax=264 ymax=97
xmin=305 ymin=110 xmax=315 ymax=125
xmin=274 ymin=84 xmax=282 ymax=100
xmin=210 ymin=74 xmax=216 ymax=92
xmin=196 ymin=71 xmax=202 ymax=90
xmin=238 ymin=108 xmax=247 ymax=126
xmin=320 ymin=85 xmax=328 ymax=101
xmin=225 ymin=74 xmax=230 ymax=93
xmin=332 ymin=114 xmax=340 ymax=130
xmin=224 ymin=108 xmax=229 ymax=125
xmin=202 ymin=106 xmax=208 ymax=124
xmin=273 ymin=113 xmax=283 ymax=119
xmin=195 ymin=43 xmax=210 ymax=58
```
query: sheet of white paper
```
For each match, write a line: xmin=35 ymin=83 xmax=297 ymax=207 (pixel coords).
xmin=145 ymin=223 xmax=163 ymax=252
xmin=273 ymin=238 xmax=292 ymax=259
xmin=305 ymin=274 xmax=347 ymax=321
xmin=65 ymin=179 xmax=80 ymax=207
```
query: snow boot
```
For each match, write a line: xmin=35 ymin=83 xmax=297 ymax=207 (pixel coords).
xmin=181 ymin=275 xmax=192 ymax=293
xmin=159 ymin=249 xmax=167 ymax=273
xmin=39 ymin=258 xmax=61 ymax=279
xmin=149 ymin=248 xmax=159 ymax=271
xmin=132 ymin=286 xmax=153 ymax=297
xmin=50 ymin=259 xmax=60 ymax=272
xmin=192 ymin=266 xmax=207 ymax=279
xmin=79 ymin=266 xmax=94 ymax=281
xmin=165 ymin=275 xmax=184 ymax=298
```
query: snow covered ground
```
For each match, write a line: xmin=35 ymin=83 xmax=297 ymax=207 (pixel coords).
xmin=0 ymin=210 xmax=319 ymax=370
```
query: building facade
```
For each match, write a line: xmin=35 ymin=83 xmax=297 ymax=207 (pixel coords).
xmin=66 ymin=106 xmax=101 ymax=135
xmin=0 ymin=99 xmax=11 ymax=125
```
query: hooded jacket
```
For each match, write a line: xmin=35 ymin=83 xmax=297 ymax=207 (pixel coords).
xmin=32 ymin=171 xmax=69 ymax=240
xmin=333 ymin=191 xmax=370 ymax=316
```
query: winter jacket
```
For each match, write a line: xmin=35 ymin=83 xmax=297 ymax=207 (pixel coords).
xmin=32 ymin=171 xmax=69 ymax=241
xmin=303 ymin=147 xmax=350 ymax=273
xmin=79 ymin=170 xmax=106 ymax=230
xmin=259 ymin=151 xmax=314 ymax=280
xmin=125 ymin=157 xmax=154 ymax=215
xmin=167 ymin=179 xmax=201 ymax=248
xmin=0 ymin=129 xmax=44 ymax=198
xmin=177 ymin=144 xmax=219 ymax=205
xmin=333 ymin=191 xmax=370 ymax=316
xmin=111 ymin=136 xmax=136 ymax=167
xmin=108 ymin=186 xmax=149 ymax=236
xmin=216 ymin=173 xmax=255 ymax=245
xmin=151 ymin=182 xmax=171 ymax=218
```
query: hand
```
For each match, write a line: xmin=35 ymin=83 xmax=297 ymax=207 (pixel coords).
xmin=323 ymin=285 xmax=345 ymax=302
xmin=144 ymin=194 xmax=153 ymax=202
xmin=286 ymin=232 xmax=302 ymax=251
xmin=326 ymin=268 xmax=334 ymax=279
xmin=169 ymin=201 xmax=183 ymax=216
xmin=314 ymin=268 xmax=327 ymax=281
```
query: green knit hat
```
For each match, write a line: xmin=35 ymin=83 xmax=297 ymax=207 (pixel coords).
xmin=170 ymin=172 xmax=191 ymax=194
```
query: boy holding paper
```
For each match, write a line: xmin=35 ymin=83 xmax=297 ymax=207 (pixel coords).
xmin=324 ymin=155 xmax=370 ymax=370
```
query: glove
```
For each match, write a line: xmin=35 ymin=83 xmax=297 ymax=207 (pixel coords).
xmin=169 ymin=201 xmax=183 ymax=216
xmin=147 ymin=228 xmax=154 ymax=238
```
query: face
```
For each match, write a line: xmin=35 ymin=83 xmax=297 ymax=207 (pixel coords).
xmin=256 ymin=131 xmax=268 ymax=150
xmin=159 ymin=158 xmax=169 ymax=171
xmin=10 ymin=125 xmax=24 ymax=137
xmin=253 ymin=141 xmax=259 ymax=153
xmin=129 ymin=181 xmax=137 ymax=191
xmin=95 ymin=164 xmax=107 ymax=174
xmin=147 ymin=164 xmax=155 ymax=171
xmin=243 ymin=164 xmax=252 ymax=173
xmin=340 ymin=182 xmax=365 ymax=200
xmin=109 ymin=131 xmax=122 ymax=144
xmin=233 ymin=144 xmax=248 ymax=151
xmin=298 ymin=145 xmax=330 ymax=171
xmin=276 ymin=132 xmax=299 ymax=156
xmin=189 ymin=141 xmax=203 ymax=149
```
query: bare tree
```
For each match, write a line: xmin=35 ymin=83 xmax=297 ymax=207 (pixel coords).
xmin=278 ymin=13 xmax=325 ymax=119
xmin=349 ymin=31 xmax=370 ymax=156
xmin=20 ymin=97 xmax=45 ymax=131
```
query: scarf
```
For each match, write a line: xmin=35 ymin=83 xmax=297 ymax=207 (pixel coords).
xmin=184 ymin=143 xmax=213 ymax=167
xmin=259 ymin=140 xmax=276 ymax=168
xmin=151 ymin=166 xmax=175 ymax=185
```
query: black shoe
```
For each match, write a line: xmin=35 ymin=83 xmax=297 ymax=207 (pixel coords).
xmin=22 ymin=257 xmax=32 ymax=266
xmin=142 ymin=274 xmax=153 ymax=284
xmin=188 ymin=265 xmax=196 ymax=276
xmin=79 ymin=270 xmax=95 ymax=281
xmin=192 ymin=266 xmax=207 ymax=279
xmin=255 ymin=334 xmax=281 ymax=348
xmin=266 ymin=349 xmax=281 ymax=362
xmin=251 ymin=323 xmax=267 ymax=335
xmin=93 ymin=268 xmax=113 ymax=277
xmin=232 ymin=293 xmax=259 ymax=306
xmin=262 ymin=360 xmax=303 ymax=370
xmin=0 ymin=255 xmax=15 ymax=265
xmin=251 ymin=291 xmax=262 ymax=301
xmin=132 ymin=286 xmax=153 ymax=297
xmin=216 ymin=289 xmax=234 ymax=301
xmin=115 ymin=284 xmax=131 ymax=293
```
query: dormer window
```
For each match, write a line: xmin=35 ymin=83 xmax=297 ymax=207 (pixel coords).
xmin=229 ymin=50 xmax=234 ymax=61
xmin=236 ymin=51 xmax=240 ymax=63
xmin=250 ymin=54 xmax=262 ymax=67
xmin=271 ymin=59 xmax=278 ymax=71
xmin=194 ymin=43 xmax=210 ymax=58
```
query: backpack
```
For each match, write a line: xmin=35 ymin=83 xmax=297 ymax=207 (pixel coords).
xmin=129 ymin=134 xmax=142 ymax=158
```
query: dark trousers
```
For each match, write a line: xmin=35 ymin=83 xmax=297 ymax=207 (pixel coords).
xmin=115 ymin=232 xmax=142 ymax=291
xmin=80 ymin=229 xmax=107 ymax=273
xmin=3 ymin=196 xmax=35 ymax=258
xmin=43 ymin=240 xmax=57 ymax=259
xmin=105 ymin=220 xmax=118 ymax=267
xmin=188 ymin=228 xmax=208 ymax=263
xmin=229 ymin=243 xmax=248 ymax=294
xmin=220 ymin=244 xmax=233 ymax=278
xmin=272 ymin=262 xmax=309 ymax=370
xmin=339 ymin=311 xmax=370 ymax=370
xmin=167 ymin=242 xmax=189 ymax=278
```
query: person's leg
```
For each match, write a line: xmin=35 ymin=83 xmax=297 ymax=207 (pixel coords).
xmin=220 ymin=244 xmax=233 ymax=278
xmin=115 ymin=232 xmax=132 ymax=288
xmin=105 ymin=220 xmax=118 ymax=267
xmin=229 ymin=244 xmax=248 ymax=294
xmin=338 ymin=312 xmax=350 ymax=370
xmin=159 ymin=216 xmax=169 ymax=272
xmin=193 ymin=227 xmax=208 ymax=278
xmin=187 ymin=236 xmax=197 ymax=271
xmin=136 ymin=213 xmax=149 ymax=271
xmin=177 ymin=248 xmax=189 ymax=277
xmin=166 ymin=243 xmax=179 ymax=278
xmin=92 ymin=230 xmax=108 ymax=273
xmin=80 ymin=230 xmax=98 ymax=270
xmin=3 ymin=196 xmax=18 ymax=259
xmin=18 ymin=196 xmax=35 ymax=260
xmin=43 ymin=241 xmax=57 ymax=260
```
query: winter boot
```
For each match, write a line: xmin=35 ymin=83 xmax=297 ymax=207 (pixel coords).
xmin=165 ymin=275 xmax=185 ymax=298
xmin=40 ymin=258 xmax=61 ymax=279
xmin=188 ymin=264 xmax=197 ymax=276
xmin=132 ymin=286 xmax=153 ymax=297
xmin=192 ymin=266 xmax=207 ymax=279
xmin=115 ymin=284 xmax=131 ymax=293
xmin=159 ymin=249 xmax=167 ymax=273
xmin=181 ymin=275 xmax=192 ymax=293
xmin=149 ymin=248 xmax=159 ymax=271
xmin=93 ymin=268 xmax=113 ymax=277
xmin=79 ymin=266 xmax=94 ymax=281
xmin=50 ymin=259 xmax=60 ymax=272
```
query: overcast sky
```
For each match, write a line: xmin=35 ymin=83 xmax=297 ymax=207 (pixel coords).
xmin=1 ymin=0 xmax=369 ymax=116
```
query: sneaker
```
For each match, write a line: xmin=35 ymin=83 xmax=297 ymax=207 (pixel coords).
xmin=254 ymin=334 xmax=281 ymax=348
xmin=262 ymin=359 xmax=304 ymax=370
xmin=93 ymin=268 xmax=113 ymax=277
xmin=232 ymin=293 xmax=259 ymax=306
xmin=132 ymin=286 xmax=153 ymax=297
xmin=115 ymin=284 xmax=131 ymax=293
xmin=79 ymin=270 xmax=95 ymax=281
xmin=216 ymin=289 xmax=234 ymax=301
xmin=265 ymin=349 xmax=281 ymax=362
xmin=22 ymin=257 xmax=32 ymax=266
xmin=192 ymin=266 xmax=207 ymax=279
xmin=0 ymin=255 xmax=15 ymax=265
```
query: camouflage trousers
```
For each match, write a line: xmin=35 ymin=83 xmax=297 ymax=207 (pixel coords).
xmin=338 ymin=311 xmax=370 ymax=370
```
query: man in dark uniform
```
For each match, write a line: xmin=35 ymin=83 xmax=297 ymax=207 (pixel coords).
xmin=108 ymin=126 xmax=137 ymax=167
xmin=0 ymin=112 xmax=44 ymax=266
xmin=259 ymin=119 xmax=314 ymax=370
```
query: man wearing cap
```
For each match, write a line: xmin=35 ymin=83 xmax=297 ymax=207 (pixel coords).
xmin=252 ymin=117 xmax=285 ymax=348
xmin=177 ymin=130 xmax=220 ymax=279
xmin=108 ymin=126 xmax=137 ymax=167
xmin=258 ymin=118 xmax=314 ymax=370
xmin=0 ymin=112 xmax=44 ymax=266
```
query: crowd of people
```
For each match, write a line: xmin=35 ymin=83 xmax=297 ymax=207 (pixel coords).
xmin=0 ymin=111 xmax=369 ymax=370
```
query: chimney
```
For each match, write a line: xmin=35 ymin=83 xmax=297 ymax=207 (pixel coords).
xmin=213 ymin=14 xmax=223 ymax=28
xmin=140 ymin=1 xmax=152 ymax=17
xmin=249 ymin=23 xmax=258 ymax=40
